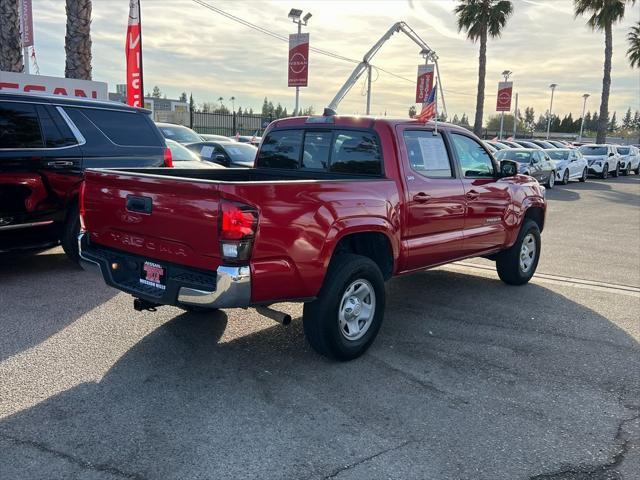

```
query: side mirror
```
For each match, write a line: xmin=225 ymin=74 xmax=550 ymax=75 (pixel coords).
xmin=214 ymin=154 xmax=229 ymax=166
xmin=500 ymin=160 xmax=517 ymax=177
xmin=609 ymin=152 xmax=614 ymax=157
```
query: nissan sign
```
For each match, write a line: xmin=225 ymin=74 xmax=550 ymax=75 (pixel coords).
xmin=496 ymin=81 xmax=513 ymax=112
xmin=0 ymin=71 xmax=108 ymax=100
xmin=288 ymin=33 xmax=309 ymax=87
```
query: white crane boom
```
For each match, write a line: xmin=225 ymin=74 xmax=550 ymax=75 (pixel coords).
xmin=325 ymin=21 xmax=446 ymax=116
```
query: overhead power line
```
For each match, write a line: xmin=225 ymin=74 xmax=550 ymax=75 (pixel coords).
xmin=191 ymin=0 xmax=492 ymax=102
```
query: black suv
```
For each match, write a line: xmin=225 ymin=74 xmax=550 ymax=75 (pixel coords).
xmin=0 ymin=93 xmax=169 ymax=261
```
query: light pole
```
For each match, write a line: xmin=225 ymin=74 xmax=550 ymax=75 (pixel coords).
xmin=499 ymin=70 xmax=512 ymax=140
xmin=546 ymin=83 xmax=558 ymax=140
xmin=229 ymin=96 xmax=235 ymax=114
xmin=578 ymin=93 xmax=590 ymax=142
xmin=288 ymin=9 xmax=312 ymax=116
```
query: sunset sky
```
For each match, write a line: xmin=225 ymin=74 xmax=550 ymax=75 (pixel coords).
xmin=31 ymin=0 xmax=639 ymax=121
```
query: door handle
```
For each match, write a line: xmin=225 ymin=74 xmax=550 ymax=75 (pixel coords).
xmin=466 ymin=190 xmax=480 ymax=201
xmin=413 ymin=192 xmax=432 ymax=203
xmin=46 ymin=161 xmax=74 ymax=168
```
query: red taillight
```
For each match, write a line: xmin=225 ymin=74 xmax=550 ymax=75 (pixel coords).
xmin=78 ymin=181 xmax=87 ymax=232
xmin=163 ymin=147 xmax=173 ymax=167
xmin=219 ymin=200 xmax=258 ymax=262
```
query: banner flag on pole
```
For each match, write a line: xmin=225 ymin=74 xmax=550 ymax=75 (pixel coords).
xmin=126 ymin=0 xmax=144 ymax=107
xmin=288 ymin=33 xmax=309 ymax=87
xmin=415 ymin=64 xmax=434 ymax=103
xmin=496 ymin=81 xmax=513 ymax=112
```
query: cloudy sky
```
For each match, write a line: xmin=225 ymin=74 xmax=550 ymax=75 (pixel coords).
xmin=31 ymin=0 xmax=639 ymax=121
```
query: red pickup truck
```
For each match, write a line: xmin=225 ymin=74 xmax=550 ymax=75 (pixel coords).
xmin=79 ymin=115 xmax=546 ymax=360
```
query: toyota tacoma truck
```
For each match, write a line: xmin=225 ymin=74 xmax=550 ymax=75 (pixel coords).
xmin=79 ymin=114 xmax=546 ymax=360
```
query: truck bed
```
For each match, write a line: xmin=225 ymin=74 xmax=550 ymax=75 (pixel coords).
xmin=81 ymin=167 xmax=399 ymax=303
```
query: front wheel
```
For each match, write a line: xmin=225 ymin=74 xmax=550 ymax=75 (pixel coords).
xmin=546 ymin=172 xmax=555 ymax=189
xmin=579 ymin=168 xmax=587 ymax=182
xmin=601 ymin=164 xmax=609 ymax=179
xmin=303 ymin=254 xmax=385 ymax=361
xmin=635 ymin=165 xmax=640 ymax=175
xmin=621 ymin=164 xmax=629 ymax=176
xmin=495 ymin=219 xmax=541 ymax=286
xmin=561 ymin=169 xmax=569 ymax=185
xmin=612 ymin=163 xmax=620 ymax=177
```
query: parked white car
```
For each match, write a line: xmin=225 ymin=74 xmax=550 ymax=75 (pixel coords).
xmin=545 ymin=148 xmax=588 ymax=184
xmin=616 ymin=145 xmax=640 ymax=175
xmin=578 ymin=144 xmax=621 ymax=179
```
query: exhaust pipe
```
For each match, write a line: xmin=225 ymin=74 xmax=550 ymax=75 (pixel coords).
xmin=256 ymin=306 xmax=292 ymax=326
xmin=133 ymin=298 xmax=160 ymax=312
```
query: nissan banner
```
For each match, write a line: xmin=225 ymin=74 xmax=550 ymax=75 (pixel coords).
xmin=288 ymin=33 xmax=309 ymax=87
xmin=496 ymin=81 xmax=513 ymax=112
xmin=415 ymin=64 xmax=434 ymax=103
xmin=126 ymin=0 xmax=144 ymax=107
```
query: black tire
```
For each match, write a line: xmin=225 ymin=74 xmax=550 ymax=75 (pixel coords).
xmin=621 ymin=164 xmax=629 ymax=176
xmin=61 ymin=205 xmax=80 ymax=263
xmin=579 ymin=168 xmax=587 ymax=182
xmin=601 ymin=163 xmax=609 ymax=179
xmin=495 ymin=219 xmax=541 ymax=286
xmin=303 ymin=254 xmax=385 ymax=361
xmin=635 ymin=166 xmax=640 ymax=175
xmin=561 ymin=169 xmax=569 ymax=185
xmin=546 ymin=172 xmax=555 ymax=189
xmin=612 ymin=163 xmax=620 ymax=177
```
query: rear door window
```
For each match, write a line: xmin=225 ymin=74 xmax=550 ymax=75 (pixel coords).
xmin=79 ymin=108 xmax=161 ymax=146
xmin=330 ymin=130 xmax=381 ymax=175
xmin=36 ymin=105 xmax=77 ymax=148
xmin=403 ymin=130 xmax=453 ymax=178
xmin=0 ymin=101 xmax=43 ymax=149
xmin=256 ymin=129 xmax=303 ymax=169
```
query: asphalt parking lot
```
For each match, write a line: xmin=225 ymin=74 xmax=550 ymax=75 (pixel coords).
xmin=1 ymin=176 xmax=639 ymax=480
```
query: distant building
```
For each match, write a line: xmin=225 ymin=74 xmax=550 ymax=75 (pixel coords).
xmin=108 ymin=87 xmax=189 ymax=125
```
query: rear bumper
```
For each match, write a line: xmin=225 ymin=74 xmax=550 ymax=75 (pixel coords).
xmin=78 ymin=232 xmax=251 ymax=309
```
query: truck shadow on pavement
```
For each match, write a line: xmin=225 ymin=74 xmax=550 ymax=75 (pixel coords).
xmin=1 ymin=268 xmax=638 ymax=479
xmin=0 ymin=249 xmax=117 ymax=361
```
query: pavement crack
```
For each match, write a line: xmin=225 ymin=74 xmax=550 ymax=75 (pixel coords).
xmin=323 ymin=439 xmax=415 ymax=479
xmin=0 ymin=431 xmax=147 ymax=480
xmin=528 ymin=411 xmax=640 ymax=480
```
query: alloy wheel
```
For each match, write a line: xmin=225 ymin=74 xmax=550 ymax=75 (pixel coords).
xmin=338 ymin=279 xmax=376 ymax=341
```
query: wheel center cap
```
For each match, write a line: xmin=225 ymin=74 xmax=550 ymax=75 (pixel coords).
xmin=346 ymin=297 xmax=362 ymax=317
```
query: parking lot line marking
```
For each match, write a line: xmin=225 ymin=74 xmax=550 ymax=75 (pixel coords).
xmin=451 ymin=262 xmax=640 ymax=296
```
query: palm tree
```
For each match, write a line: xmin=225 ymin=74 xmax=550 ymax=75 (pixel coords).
xmin=0 ymin=0 xmax=24 ymax=72
xmin=574 ymin=0 xmax=635 ymax=143
xmin=454 ymin=0 xmax=513 ymax=137
xmin=627 ymin=22 xmax=640 ymax=68
xmin=65 ymin=0 xmax=92 ymax=79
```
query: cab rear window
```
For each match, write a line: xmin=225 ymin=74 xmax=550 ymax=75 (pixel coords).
xmin=256 ymin=128 xmax=382 ymax=175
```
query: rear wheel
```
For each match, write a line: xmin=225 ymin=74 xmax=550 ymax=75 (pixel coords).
xmin=561 ymin=169 xmax=569 ymax=185
xmin=601 ymin=163 xmax=609 ymax=179
xmin=61 ymin=205 xmax=80 ymax=263
xmin=303 ymin=254 xmax=385 ymax=361
xmin=579 ymin=168 xmax=587 ymax=182
xmin=495 ymin=219 xmax=541 ymax=286
xmin=635 ymin=165 xmax=640 ymax=175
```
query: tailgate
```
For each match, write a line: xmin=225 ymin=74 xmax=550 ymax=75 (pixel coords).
xmin=83 ymin=170 xmax=222 ymax=270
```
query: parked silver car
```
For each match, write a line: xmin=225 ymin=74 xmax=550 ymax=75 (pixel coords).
xmin=545 ymin=149 xmax=588 ymax=184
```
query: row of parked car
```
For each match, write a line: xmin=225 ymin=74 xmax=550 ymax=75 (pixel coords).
xmin=482 ymin=138 xmax=640 ymax=188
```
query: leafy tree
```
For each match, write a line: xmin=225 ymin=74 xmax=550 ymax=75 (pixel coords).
xmin=634 ymin=110 xmax=640 ymax=129
xmin=409 ymin=105 xmax=417 ymax=118
xmin=622 ymin=108 xmax=633 ymax=128
xmin=302 ymin=106 xmax=315 ymax=116
xmin=627 ymin=21 xmax=640 ymax=68
xmin=437 ymin=112 xmax=447 ymax=122
xmin=524 ymin=107 xmax=535 ymax=132
xmin=452 ymin=113 xmax=460 ymax=124
xmin=0 ymin=0 xmax=24 ymax=72
xmin=560 ymin=113 xmax=574 ymax=132
xmin=583 ymin=111 xmax=592 ymax=131
xmin=65 ymin=0 xmax=92 ymax=79
xmin=179 ymin=92 xmax=187 ymax=102
xmin=455 ymin=0 xmax=514 ymax=136
xmin=535 ymin=114 xmax=547 ymax=131
xmin=201 ymin=102 xmax=212 ymax=113
xmin=608 ymin=111 xmax=618 ymax=131
xmin=591 ymin=112 xmax=599 ymax=131
xmin=261 ymin=97 xmax=269 ymax=116
xmin=151 ymin=86 xmax=162 ymax=98
xmin=189 ymin=93 xmax=195 ymax=112
xmin=274 ymin=103 xmax=284 ymax=118
xmin=574 ymin=0 xmax=635 ymax=142
xmin=486 ymin=113 xmax=524 ymax=132
xmin=248 ymin=107 xmax=254 ymax=115
xmin=460 ymin=113 xmax=470 ymax=126
xmin=237 ymin=106 xmax=243 ymax=115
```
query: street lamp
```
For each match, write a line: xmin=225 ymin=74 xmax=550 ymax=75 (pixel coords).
xmin=499 ymin=70 xmax=512 ymax=140
xmin=578 ymin=93 xmax=590 ymax=142
xmin=546 ymin=83 xmax=558 ymax=140
xmin=288 ymin=8 xmax=311 ymax=115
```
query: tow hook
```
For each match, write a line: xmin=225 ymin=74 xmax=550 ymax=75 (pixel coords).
xmin=256 ymin=306 xmax=292 ymax=326
xmin=133 ymin=298 xmax=160 ymax=312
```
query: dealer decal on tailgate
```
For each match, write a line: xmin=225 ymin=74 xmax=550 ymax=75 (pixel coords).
xmin=140 ymin=261 xmax=166 ymax=290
